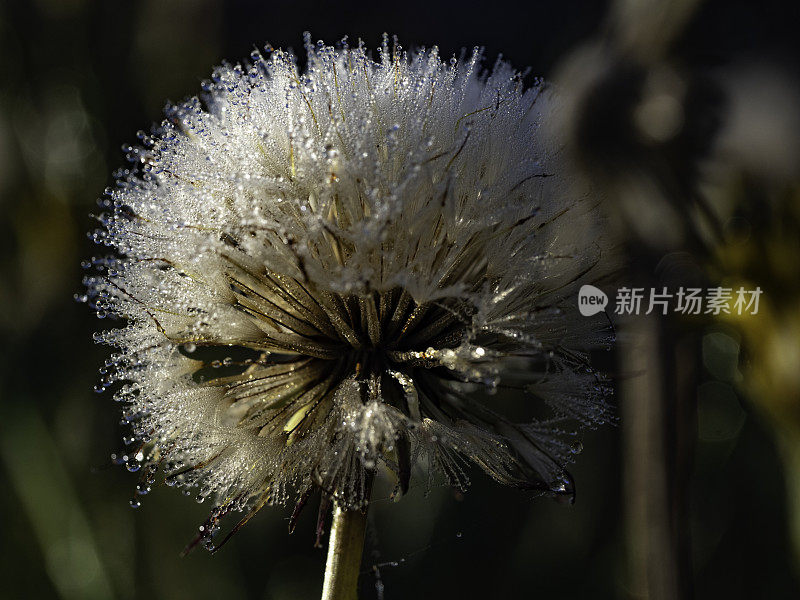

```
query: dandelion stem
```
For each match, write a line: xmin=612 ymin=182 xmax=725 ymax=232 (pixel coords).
xmin=321 ymin=503 xmax=368 ymax=600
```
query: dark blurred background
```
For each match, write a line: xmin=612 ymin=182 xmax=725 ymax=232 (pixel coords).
xmin=1 ymin=1 xmax=799 ymax=599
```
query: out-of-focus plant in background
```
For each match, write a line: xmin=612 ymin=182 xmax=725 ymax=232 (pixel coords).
xmin=555 ymin=1 xmax=800 ymax=598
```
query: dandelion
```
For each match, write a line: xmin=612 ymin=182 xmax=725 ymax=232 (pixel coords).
xmin=84 ymin=34 xmax=614 ymax=597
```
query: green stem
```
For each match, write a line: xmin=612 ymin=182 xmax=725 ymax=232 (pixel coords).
xmin=321 ymin=504 xmax=368 ymax=600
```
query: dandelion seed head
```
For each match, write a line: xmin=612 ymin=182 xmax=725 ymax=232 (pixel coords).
xmin=86 ymin=34 xmax=614 ymax=529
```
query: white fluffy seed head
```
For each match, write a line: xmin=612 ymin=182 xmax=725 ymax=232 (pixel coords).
xmin=86 ymin=34 xmax=615 ymax=533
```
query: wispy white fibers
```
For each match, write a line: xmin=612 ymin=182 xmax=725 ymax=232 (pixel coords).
xmin=85 ymin=34 xmax=615 ymax=545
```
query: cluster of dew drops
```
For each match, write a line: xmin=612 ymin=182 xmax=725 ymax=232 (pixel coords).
xmin=77 ymin=256 xmax=215 ymax=511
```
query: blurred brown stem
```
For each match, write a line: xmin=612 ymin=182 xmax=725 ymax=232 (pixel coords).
xmin=622 ymin=314 xmax=695 ymax=600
